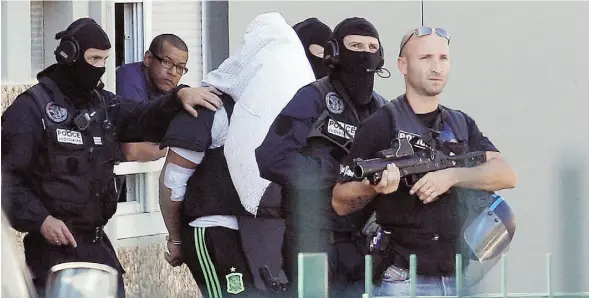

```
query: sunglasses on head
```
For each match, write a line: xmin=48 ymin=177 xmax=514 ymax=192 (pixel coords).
xmin=399 ymin=27 xmax=451 ymax=56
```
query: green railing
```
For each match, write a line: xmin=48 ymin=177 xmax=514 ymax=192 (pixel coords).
xmin=297 ymin=253 xmax=589 ymax=298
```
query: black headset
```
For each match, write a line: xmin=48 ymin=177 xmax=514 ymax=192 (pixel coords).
xmin=54 ymin=19 xmax=96 ymax=66
xmin=323 ymin=39 xmax=341 ymax=69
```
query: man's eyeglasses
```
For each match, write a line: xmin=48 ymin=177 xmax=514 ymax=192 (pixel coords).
xmin=399 ymin=27 xmax=451 ymax=56
xmin=151 ymin=53 xmax=189 ymax=75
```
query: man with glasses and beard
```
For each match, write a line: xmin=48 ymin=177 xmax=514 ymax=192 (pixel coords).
xmin=116 ymin=34 xmax=223 ymax=162
xmin=115 ymin=34 xmax=224 ymax=205
xmin=331 ymin=27 xmax=517 ymax=296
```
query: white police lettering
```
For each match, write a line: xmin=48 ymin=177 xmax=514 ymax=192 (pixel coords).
xmin=340 ymin=165 xmax=354 ymax=178
xmin=56 ymin=129 xmax=83 ymax=145
xmin=327 ymin=119 xmax=356 ymax=140
xmin=398 ymin=130 xmax=427 ymax=149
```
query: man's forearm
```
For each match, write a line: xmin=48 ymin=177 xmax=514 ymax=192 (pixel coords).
xmin=159 ymin=178 xmax=183 ymax=242
xmin=122 ymin=143 xmax=167 ymax=162
xmin=332 ymin=181 xmax=377 ymax=216
xmin=450 ymin=155 xmax=517 ymax=191
xmin=118 ymin=87 xmax=185 ymax=143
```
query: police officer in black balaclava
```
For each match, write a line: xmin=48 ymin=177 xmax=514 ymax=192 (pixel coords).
xmin=1 ymin=18 xmax=216 ymax=298
xmin=48 ymin=18 xmax=112 ymax=104
xmin=327 ymin=17 xmax=385 ymax=107
xmin=256 ymin=17 xmax=389 ymax=298
xmin=293 ymin=18 xmax=333 ymax=79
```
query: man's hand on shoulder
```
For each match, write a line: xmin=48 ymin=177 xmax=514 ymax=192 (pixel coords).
xmin=177 ymin=86 xmax=224 ymax=117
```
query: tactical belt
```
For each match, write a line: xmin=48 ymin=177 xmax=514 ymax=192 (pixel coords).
xmin=327 ymin=230 xmax=360 ymax=244
xmin=382 ymin=231 xmax=409 ymax=269
xmin=69 ymin=225 xmax=106 ymax=243
xmin=371 ymin=228 xmax=410 ymax=282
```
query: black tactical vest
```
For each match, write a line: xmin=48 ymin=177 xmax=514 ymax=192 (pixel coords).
xmin=282 ymin=77 xmax=387 ymax=232
xmin=26 ymin=77 xmax=121 ymax=230
xmin=307 ymin=77 xmax=387 ymax=158
xmin=375 ymin=94 xmax=470 ymax=275
xmin=182 ymin=95 xmax=249 ymax=222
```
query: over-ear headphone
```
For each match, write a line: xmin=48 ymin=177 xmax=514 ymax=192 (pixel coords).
xmin=54 ymin=19 xmax=96 ymax=66
xmin=323 ymin=39 xmax=340 ymax=69
xmin=323 ymin=38 xmax=385 ymax=70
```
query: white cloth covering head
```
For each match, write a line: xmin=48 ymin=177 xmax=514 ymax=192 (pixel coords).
xmin=202 ymin=12 xmax=313 ymax=102
xmin=204 ymin=12 xmax=316 ymax=214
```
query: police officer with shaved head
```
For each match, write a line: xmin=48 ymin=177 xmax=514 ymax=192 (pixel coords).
xmin=256 ymin=17 xmax=389 ymax=297
xmin=332 ymin=26 xmax=518 ymax=296
xmin=1 ymin=17 xmax=220 ymax=297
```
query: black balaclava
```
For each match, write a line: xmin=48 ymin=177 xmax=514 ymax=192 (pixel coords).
xmin=293 ymin=18 xmax=332 ymax=79
xmin=328 ymin=17 xmax=383 ymax=106
xmin=47 ymin=18 xmax=111 ymax=105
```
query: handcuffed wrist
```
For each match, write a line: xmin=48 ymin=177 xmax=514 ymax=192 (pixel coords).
xmin=166 ymin=235 xmax=182 ymax=245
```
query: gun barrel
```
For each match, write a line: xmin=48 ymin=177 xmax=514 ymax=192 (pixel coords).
xmin=353 ymin=150 xmax=488 ymax=182
xmin=353 ymin=159 xmax=390 ymax=180
xmin=353 ymin=155 xmax=424 ymax=180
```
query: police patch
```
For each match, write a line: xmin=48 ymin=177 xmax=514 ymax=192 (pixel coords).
xmin=327 ymin=119 xmax=356 ymax=140
xmin=325 ymin=92 xmax=345 ymax=114
xmin=56 ymin=129 xmax=83 ymax=145
xmin=398 ymin=130 xmax=428 ymax=149
xmin=45 ymin=102 xmax=68 ymax=123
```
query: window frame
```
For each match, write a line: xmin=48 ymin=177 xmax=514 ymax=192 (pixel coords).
xmin=112 ymin=0 xmax=167 ymax=241
xmin=115 ymin=1 xmax=145 ymax=67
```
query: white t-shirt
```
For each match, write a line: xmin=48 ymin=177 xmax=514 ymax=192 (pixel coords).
xmin=170 ymin=106 xmax=238 ymax=230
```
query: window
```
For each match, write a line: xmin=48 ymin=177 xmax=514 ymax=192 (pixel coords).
xmin=114 ymin=2 xmax=144 ymax=67
xmin=111 ymin=0 xmax=211 ymax=241
xmin=113 ymin=1 xmax=153 ymax=215
xmin=112 ymin=0 xmax=168 ymax=240
xmin=201 ymin=0 xmax=229 ymax=76
xmin=30 ymin=0 xmax=44 ymax=76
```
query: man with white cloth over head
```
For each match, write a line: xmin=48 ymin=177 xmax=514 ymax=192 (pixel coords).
xmin=158 ymin=12 xmax=315 ymax=298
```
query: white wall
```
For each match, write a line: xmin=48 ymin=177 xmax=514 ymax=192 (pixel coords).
xmin=228 ymin=1 xmax=421 ymax=102
xmin=1 ymin=0 xmax=32 ymax=83
xmin=152 ymin=1 xmax=203 ymax=86
xmin=0 ymin=0 xmax=115 ymax=91
xmin=42 ymin=1 xmax=91 ymax=72
xmin=425 ymin=1 xmax=589 ymax=294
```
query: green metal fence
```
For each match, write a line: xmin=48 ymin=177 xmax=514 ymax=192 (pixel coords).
xmin=298 ymin=253 xmax=589 ymax=298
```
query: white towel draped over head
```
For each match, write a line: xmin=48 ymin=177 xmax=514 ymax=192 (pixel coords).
xmin=203 ymin=12 xmax=316 ymax=214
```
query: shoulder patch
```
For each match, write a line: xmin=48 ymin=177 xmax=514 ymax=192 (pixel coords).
xmin=325 ymin=91 xmax=345 ymax=114
xmin=45 ymin=102 xmax=68 ymax=123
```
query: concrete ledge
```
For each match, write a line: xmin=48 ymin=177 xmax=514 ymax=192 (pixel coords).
xmin=118 ymin=242 xmax=202 ymax=298
xmin=1 ymin=84 xmax=34 ymax=113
